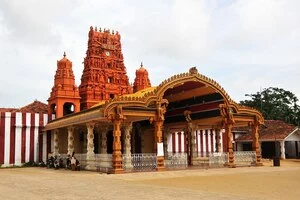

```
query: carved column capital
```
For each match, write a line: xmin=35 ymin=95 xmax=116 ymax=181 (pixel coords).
xmin=86 ymin=122 xmax=95 ymax=130
xmin=67 ymin=126 xmax=75 ymax=132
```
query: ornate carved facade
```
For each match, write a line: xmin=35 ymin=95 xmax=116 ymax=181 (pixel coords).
xmin=48 ymin=53 xmax=80 ymax=118
xmin=79 ymin=26 xmax=133 ymax=110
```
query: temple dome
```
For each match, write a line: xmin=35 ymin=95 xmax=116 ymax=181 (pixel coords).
xmin=136 ymin=62 xmax=148 ymax=75
xmin=57 ymin=52 xmax=71 ymax=65
xmin=133 ymin=62 xmax=151 ymax=93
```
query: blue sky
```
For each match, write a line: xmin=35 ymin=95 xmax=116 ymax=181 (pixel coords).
xmin=0 ymin=0 xmax=299 ymax=107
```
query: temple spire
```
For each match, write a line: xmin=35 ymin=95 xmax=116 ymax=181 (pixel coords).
xmin=63 ymin=51 xmax=66 ymax=58
xmin=133 ymin=62 xmax=151 ymax=93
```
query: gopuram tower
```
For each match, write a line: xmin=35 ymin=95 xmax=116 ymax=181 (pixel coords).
xmin=79 ymin=26 xmax=132 ymax=110
xmin=48 ymin=52 xmax=80 ymax=118
xmin=133 ymin=62 xmax=151 ymax=92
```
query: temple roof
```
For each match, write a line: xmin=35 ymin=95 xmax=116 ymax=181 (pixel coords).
xmin=44 ymin=67 xmax=264 ymax=131
xmin=57 ymin=52 xmax=71 ymax=64
xmin=0 ymin=100 xmax=48 ymax=113
xmin=235 ymin=120 xmax=299 ymax=141
xmin=92 ymin=87 xmax=157 ymax=108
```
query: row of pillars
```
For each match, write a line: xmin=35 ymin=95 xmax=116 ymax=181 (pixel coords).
xmin=51 ymin=118 xmax=165 ymax=173
xmin=51 ymin=120 xmax=262 ymax=172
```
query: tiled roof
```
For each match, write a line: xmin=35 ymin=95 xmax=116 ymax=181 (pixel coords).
xmin=0 ymin=100 xmax=48 ymax=114
xmin=19 ymin=100 xmax=48 ymax=113
xmin=0 ymin=108 xmax=19 ymax=112
xmin=235 ymin=120 xmax=298 ymax=141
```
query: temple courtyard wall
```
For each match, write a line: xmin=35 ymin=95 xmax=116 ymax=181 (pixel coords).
xmin=0 ymin=159 xmax=299 ymax=200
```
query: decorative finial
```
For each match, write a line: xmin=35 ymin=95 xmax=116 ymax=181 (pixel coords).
xmin=140 ymin=62 xmax=143 ymax=67
xmin=95 ymin=26 xmax=98 ymax=31
xmin=189 ymin=66 xmax=198 ymax=75
xmin=99 ymin=27 xmax=102 ymax=32
xmin=63 ymin=51 xmax=66 ymax=57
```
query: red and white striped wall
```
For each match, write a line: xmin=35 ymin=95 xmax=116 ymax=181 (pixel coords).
xmin=167 ymin=129 xmax=236 ymax=156
xmin=0 ymin=112 xmax=54 ymax=167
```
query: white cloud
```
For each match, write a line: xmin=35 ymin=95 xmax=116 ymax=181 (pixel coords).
xmin=0 ymin=0 xmax=299 ymax=107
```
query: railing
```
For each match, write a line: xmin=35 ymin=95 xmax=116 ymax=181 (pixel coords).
xmin=196 ymin=152 xmax=211 ymax=158
xmin=209 ymin=152 xmax=228 ymax=167
xmin=234 ymin=151 xmax=256 ymax=166
xmin=165 ymin=152 xmax=188 ymax=169
xmin=122 ymin=153 xmax=157 ymax=172
xmin=75 ymin=154 xmax=87 ymax=168
xmin=95 ymin=154 xmax=112 ymax=173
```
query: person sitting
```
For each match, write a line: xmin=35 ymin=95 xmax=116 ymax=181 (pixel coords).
xmin=71 ymin=152 xmax=80 ymax=171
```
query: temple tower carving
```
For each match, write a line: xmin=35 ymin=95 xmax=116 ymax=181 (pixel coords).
xmin=133 ymin=62 xmax=151 ymax=92
xmin=48 ymin=52 xmax=80 ymax=118
xmin=79 ymin=26 xmax=132 ymax=110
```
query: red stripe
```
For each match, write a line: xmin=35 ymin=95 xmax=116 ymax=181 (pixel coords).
xmin=205 ymin=130 xmax=209 ymax=154
xmin=210 ymin=129 xmax=214 ymax=152
xmin=10 ymin=112 xmax=16 ymax=164
xmin=30 ymin=113 xmax=35 ymax=162
xmin=0 ymin=112 xmax=5 ymax=164
xmin=38 ymin=113 xmax=44 ymax=162
xmin=178 ymin=132 xmax=181 ymax=153
xmin=46 ymin=131 xmax=51 ymax=159
xmin=21 ymin=113 xmax=26 ymax=163
xmin=172 ymin=133 xmax=176 ymax=153
xmin=200 ymin=130 xmax=203 ymax=157
xmin=39 ymin=113 xmax=44 ymax=127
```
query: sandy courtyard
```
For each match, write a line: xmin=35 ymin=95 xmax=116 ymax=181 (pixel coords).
xmin=0 ymin=160 xmax=300 ymax=200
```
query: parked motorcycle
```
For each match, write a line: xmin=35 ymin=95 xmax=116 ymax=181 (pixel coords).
xmin=65 ymin=154 xmax=71 ymax=170
xmin=46 ymin=156 xmax=55 ymax=168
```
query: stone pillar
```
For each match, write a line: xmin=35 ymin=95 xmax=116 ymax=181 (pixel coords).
xmin=86 ymin=122 xmax=96 ymax=170
xmin=215 ymin=128 xmax=222 ymax=152
xmin=123 ymin=122 xmax=133 ymax=170
xmin=225 ymin=123 xmax=235 ymax=168
xmin=100 ymin=128 xmax=107 ymax=154
xmin=53 ymin=129 xmax=59 ymax=156
xmin=67 ymin=126 xmax=75 ymax=155
xmin=280 ymin=140 xmax=286 ymax=159
xmin=190 ymin=126 xmax=196 ymax=159
xmin=163 ymin=130 xmax=169 ymax=159
xmin=111 ymin=119 xmax=123 ymax=174
xmin=154 ymin=120 xmax=165 ymax=171
xmin=186 ymin=122 xmax=196 ymax=165
xmin=251 ymin=122 xmax=262 ymax=166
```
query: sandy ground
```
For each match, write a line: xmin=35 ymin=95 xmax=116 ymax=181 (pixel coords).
xmin=0 ymin=159 xmax=300 ymax=200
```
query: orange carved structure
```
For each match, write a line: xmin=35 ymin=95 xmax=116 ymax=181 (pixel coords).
xmin=133 ymin=62 xmax=151 ymax=92
xmin=48 ymin=53 xmax=80 ymax=118
xmin=79 ymin=26 xmax=132 ymax=110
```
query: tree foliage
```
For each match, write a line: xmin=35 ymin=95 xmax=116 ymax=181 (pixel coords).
xmin=240 ymin=87 xmax=300 ymax=125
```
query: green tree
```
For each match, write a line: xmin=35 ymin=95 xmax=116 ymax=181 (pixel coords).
xmin=240 ymin=87 xmax=300 ymax=125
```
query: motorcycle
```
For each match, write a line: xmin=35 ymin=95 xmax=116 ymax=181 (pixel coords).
xmin=53 ymin=155 xmax=63 ymax=170
xmin=65 ymin=155 xmax=71 ymax=170
xmin=46 ymin=156 xmax=55 ymax=168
